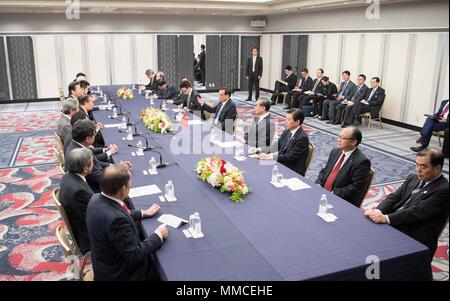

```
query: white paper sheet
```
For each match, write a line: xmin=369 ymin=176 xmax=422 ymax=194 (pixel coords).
xmin=187 ymin=120 xmax=203 ymax=125
xmin=281 ymin=178 xmax=311 ymax=191
xmin=270 ymin=181 xmax=284 ymax=188
xmin=103 ymin=123 xmax=123 ymax=128
xmin=212 ymin=140 xmax=241 ymax=148
xmin=128 ymin=185 xmax=161 ymax=198
xmin=316 ymin=212 xmax=338 ymax=222
xmin=157 ymin=214 xmax=188 ymax=228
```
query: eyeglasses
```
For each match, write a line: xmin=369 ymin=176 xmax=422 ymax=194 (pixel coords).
xmin=338 ymin=136 xmax=355 ymax=141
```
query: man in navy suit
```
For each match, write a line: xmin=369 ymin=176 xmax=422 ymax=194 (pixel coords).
xmin=364 ymin=148 xmax=448 ymax=262
xmin=86 ymin=164 xmax=168 ymax=281
xmin=411 ymin=99 xmax=449 ymax=152
xmin=156 ymin=80 xmax=177 ymax=100
xmin=198 ymin=88 xmax=237 ymax=134
xmin=250 ymin=109 xmax=309 ymax=176
xmin=316 ymin=126 xmax=371 ymax=206
xmin=270 ymin=65 xmax=298 ymax=105
xmin=349 ymin=76 xmax=386 ymax=124
xmin=339 ymin=74 xmax=369 ymax=127
xmin=324 ymin=70 xmax=356 ymax=123
xmin=286 ymin=68 xmax=315 ymax=109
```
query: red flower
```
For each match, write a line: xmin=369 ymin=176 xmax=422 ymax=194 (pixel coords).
xmin=220 ymin=160 xmax=227 ymax=174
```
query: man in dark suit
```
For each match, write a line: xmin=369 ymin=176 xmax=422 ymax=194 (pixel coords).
xmin=348 ymin=76 xmax=386 ymax=124
xmin=198 ymin=88 xmax=237 ymax=134
xmin=339 ymin=74 xmax=369 ymax=127
xmin=245 ymin=47 xmax=263 ymax=102
xmin=315 ymin=76 xmax=337 ymax=119
xmin=297 ymin=68 xmax=325 ymax=109
xmin=270 ymin=65 xmax=298 ymax=105
xmin=285 ymin=68 xmax=313 ymax=109
xmin=251 ymin=109 xmax=309 ymax=176
xmin=443 ymin=129 xmax=449 ymax=158
xmin=410 ymin=99 xmax=449 ymax=152
xmin=199 ymin=44 xmax=206 ymax=86
xmin=364 ymin=148 xmax=448 ymax=262
xmin=144 ymin=69 xmax=157 ymax=92
xmin=324 ymin=70 xmax=356 ymax=122
xmin=244 ymin=97 xmax=275 ymax=148
xmin=156 ymin=80 xmax=177 ymax=100
xmin=316 ymin=126 xmax=371 ymax=206
xmin=86 ymin=165 xmax=168 ymax=281
xmin=57 ymin=98 xmax=79 ymax=142
xmin=67 ymin=81 xmax=83 ymax=101
xmin=79 ymin=94 xmax=105 ymax=148
xmin=166 ymin=80 xmax=204 ymax=120
xmin=59 ymin=148 xmax=94 ymax=255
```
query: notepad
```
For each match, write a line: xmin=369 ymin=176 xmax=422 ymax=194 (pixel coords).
xmin=317 ymin=212 xmax=338 ymax=222
xmin=157 ymin=214 xmax=188 ymax=228
xmin=281 ymin=178 xmax=311 ymax=191
xmin=128 ymin=185 xmax=161 ymax=198
xmin=103 ymin=123 xmax=123 ymax=128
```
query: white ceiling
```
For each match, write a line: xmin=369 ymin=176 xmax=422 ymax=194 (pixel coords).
xmin=0 ymin=0 xmax=426 ymax=16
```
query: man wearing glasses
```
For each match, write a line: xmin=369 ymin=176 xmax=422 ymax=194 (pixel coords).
xmin=316 ymin=126 xmax=371 ymax=206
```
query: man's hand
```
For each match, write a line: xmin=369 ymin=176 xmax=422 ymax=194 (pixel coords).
xmin=165 ymin=99 xmax=174 ymax=104
xmin=96 ymin=123 xmax=102 ymax=132
xmin=258 ymin=153 xmax=274 ymax=160
xmin=439 ymin=117 xmax=447 ymax=123
xmin=248 ymin=147 xmax=262 ymax=155
xmin=120 ymin=160 xmax=132 ymax=170
xmin=107 ymin=144 xmax=118 ymax=154
xmin=156 ymin=224 xmax=169 ymax=240
xmin=143 ymin=204 xmax=160 ymax=217
xmin=178 ymin=104 xmax=184 ymax=109
xmin=360 ymin=99 xmax=369 ymax=105
xmin=336 ymin=95 xmax=344 ymax=101
xmin=347 ymin=101 xmax=354 ymax=106
xmin=197 ymin=96 xmax=205 ymax=107
xmin=258 ymin=76 xmax=261 ymax=80
xmin=367 ymin=209 xmax=388 ymax=224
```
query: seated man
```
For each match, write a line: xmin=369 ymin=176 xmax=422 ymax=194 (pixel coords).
xmin=348 ymin=76 xmax=385 ymax=125
xmin=324 ymin=70 xmax=356 ymax=123
xmin=244 ymin=97 xmax=276 ymax=149
xmin=443 ymin=128 xmax=449 ymax=158
xmin=270 ymin=65 xmax=298 ymax=105
xmin=339 ymin=74 xmax=369 ymax=127
xmin=250 ymin=109 xmax=309 ymax=177
xmin=285 ymin=68 xmax=313 ymax=109
xmin=410 ymin=99 xmax=449 ymax=152
xmin=67 ymin=81 xmax=83 ymax=101
xmin=197 ymin=88 xmax=237 ymax=134
xmin=166 ymin=80 xmax=204 ymax=120
xmin=297 ymin=68 xmax=325 ymax=109
xmin=59 ymin=148 xmax=94 ymax=254
xmin=57 ymin=98 xmax=79 ymax=142
xmin=79 ymin=94 xmax=105 ymax=148
xmin=86 ymin=165 xmax=168 ymax=281
xmin=79 ymin=80 xmax=91 ymax=96
xmin=316 ymin=126 xmax=371 ymax=206
xmin=315 ymin=76 xmax=337 ymax=119
xmin=144 ymin=69 xmax=157 ymax=92
xmin=364 ymin=148 xmax=448 ymax=262
xmin=156 ymin=80 xmax=177 ymax=100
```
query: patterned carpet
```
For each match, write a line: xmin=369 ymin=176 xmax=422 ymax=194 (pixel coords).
xmin=0 ymin=99 xmax=447 ymax=281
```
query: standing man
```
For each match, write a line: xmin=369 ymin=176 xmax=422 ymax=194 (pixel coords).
xmin=245 ymin=47 xmax=263 ymax=102
xmin=199 ymin=44 xmax=206 ymax=86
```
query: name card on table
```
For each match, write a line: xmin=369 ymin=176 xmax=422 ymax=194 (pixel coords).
xmin=281 ymin=178 xmax=311 ymax=191
xmin=129 ymin=185 xmax=161 ymax=198
xmin=103 ymin=123 xmax=123 ymax=128
xmin=157 ymin=214 xmax=188 ymax=228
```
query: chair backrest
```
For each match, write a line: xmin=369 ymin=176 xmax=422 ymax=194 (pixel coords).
xmin=53 ymin=189 xmax=80 ymax=254
xmin=59 ymin=163 xmax=65 ymax=174
xmin=305 ymin=142 xmax=315 ymax=175
xmin=203 ymin=100 xmax=214 ymax=121
xmin=356 ymin=168 xmax=375 ymax=207
xmin=59 ymin=88 xmax=65 ymax=102
xmin=232 ymin=112 xmax=239 ymax=134
xmin=53 ymin=145 xmax=65 ymax=165
xmin=54 ymin=133 xmax=64 ymax=152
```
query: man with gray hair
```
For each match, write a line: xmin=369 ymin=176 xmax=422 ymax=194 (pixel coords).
xmin=57 ymin=97 xmax=79 ymax=142
xmin=59 ymin=148 xmax=94 ymax=254
xmin=144 ymin=69 xmax=157 ymax=92
xmin=244 ymin=97 xmax=275 ymax=149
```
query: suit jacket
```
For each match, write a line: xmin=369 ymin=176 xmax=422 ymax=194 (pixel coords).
xmin=199 ymin=50 xmax=206 ymax=70
xmin=299 ymin=75 xmax=313 ymax=92
xmin=202 ymin=99 xmax=237 ymax=134
xmin=56 ymin=114 xmax=72 ymax=142
xmin=309 ymin=77 xmax=324 ymax=94
xmin=175 ymin=90 xmax=205 ymax=120
xmin=263 ymin=127 xmax=309 ymax=176
xmin=59 ymin=172 xmax=94 ymax=254
xmin=246 ymin=56 xmax=263 ymax=77
xmin=244 ymin=114 xmax=275 ymax=148
xmin=377 ymin=174 xmax=449 ymax=258
xmin=316 ymin=147 xmax=371 ymax=206
xmin=145 ymin=75 xmax=158 ymax=92
xmin=337 ymin=80 xmax=357 ymax=100
xmin=317 ymin=82 xmax=338 ymax=100
xmin=350 ymin=84 xmax=369 ymax=103
xmin=365 ymin=87 xmax=386 ymax=117
xmin=80 ymin=107 xmax=105 ymax=148
xmin=65 ymin=140 xmax=109 ymax=193
xmin=433 ymin=99 xmax=450 ymax=126
xmin=285 ymin=73 xmax=298 ymax=90
xmin=157 ymin=86 xmax=177 ymax=100
xmin=86 ymin=193 xmax=162 ymax=281
xmin=64 ymin=133 xmax=108 ymax=163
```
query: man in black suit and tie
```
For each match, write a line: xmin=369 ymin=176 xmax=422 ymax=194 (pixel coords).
xmin=199 ymin=44 xmax=206 ymax=86
xmin=324 ymin=70 xmax=356 ymax=122
xmin=198 ymin=88 xmax=237 ymax=134
xmin=364 ymin=148 xmax=448 ymax=262
xmin=270 ymin=65 xmax=298 ymax=105
xmin=57 ymin=98 xmax=79 ymax=143
xmin=244 ymin=97 xmax=275 ymax=148
xmin=166 ymin=80 xmax=204 ymax=120
xmin=250 ymin=109 xmax=309 ymax=176
xmin=59 ymin=148 xmax=94 ymax=255
xmin=78 ymin=94 xmax=105 ymax=148
xmin=66 ymin=119 xmax=131 ymax=193
xmin=156 ymin=80 xmax=177 ymax=100
xmin=245 ymin=47 xmax=263 ymax=102
xmin=348 ymin=76 xmax=386 ymax=125
xmin=316 ymin=126 xmax=371 ymax=206
xmin=297 ymin=68 xmax=325 ymax=109
xmin=315 ymin=76 xmax=337 ymax=119
xmin=67 ymin=81 xmax=83 ymax=101
xmin=86 ymin=165 xmax=168 ymax=281
xmin=144 ymin=69 xmax=157 ymax=92
xmin=285 ymin=68 xmax=314 ymax=109
xmin=339 ymin=74 xmax=369 ymax=127
xmin=410 ymin=99 xmax=449 ymax=152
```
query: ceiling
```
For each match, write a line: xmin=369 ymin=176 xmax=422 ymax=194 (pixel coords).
xmin=0 ymin=0 xmax=426 ymax=17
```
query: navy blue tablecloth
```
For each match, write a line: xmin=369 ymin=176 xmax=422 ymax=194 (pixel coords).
xmin=93 ymin=85 xmax=432 ymax=280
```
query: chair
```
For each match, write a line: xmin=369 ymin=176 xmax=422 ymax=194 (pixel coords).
xmin=280 ymin=92 xmax=289 ymax=105
xmin=53 ymin=189 xmax=80 ymax=254
xmin=232 ymin=113 xmax=239 ymax=134
xmin=56 ymin=225 xmax=93 ymax=281
xmin=356 ymin=168 xmax=375 ymax=208
xmin=53 ymin=145 xmax=65 ymax=166
xmin=59 ymin=163 xmax=65 ymax=174
xmin=433 ymin=131 xmax=445 ymax=146
xmin=59 ymin=88 xmax=65 ymax=102
xmin=203 ymin=100 xmax=215 ymax=121
xmin=305 ymin=142 xmax=315 ymax=176
xmin=54 ymin=133 xmax=64 ymax=153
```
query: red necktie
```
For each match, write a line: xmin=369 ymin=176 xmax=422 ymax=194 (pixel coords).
xmin=439 ymin=103 xmax=449 ymax=117
xmin=122 ymin=204 xmax=130 ymax=215
xmin=324 ymin=153 xmax=346 ymax=191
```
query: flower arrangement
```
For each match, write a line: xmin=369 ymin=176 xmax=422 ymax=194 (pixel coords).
xmin=140 ymin=107 xmax=172 ymax=133
xmin=116 ymin=88 xmax=134 ymax=100
xmin=195 ymin=156 xmax=250 ymax=202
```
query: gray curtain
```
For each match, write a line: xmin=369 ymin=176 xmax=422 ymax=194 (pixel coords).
xmin=282 ymin=35 xmax=309 ymax=79
xmin=157 ymin=35 xmax=179 ymax=88
xmin=205 ymin=35 xmax=220 ymax=90
xmin=240 ymin=36 xmax=261 ymax=91
xmin=0 ymin=37 xmax=10 ymax=101
xmin=6 ymin=36 xmax=37 ymax=100
xmin=177 ymin=35 xmax=194 ymax=87
xmin=219 ymin=35 xmax=239 ymax=90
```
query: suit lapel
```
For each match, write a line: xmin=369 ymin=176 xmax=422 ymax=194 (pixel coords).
xmin=324 ymin=149 xmax=342 ymax=180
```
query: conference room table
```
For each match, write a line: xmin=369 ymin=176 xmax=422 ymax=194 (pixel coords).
xmin=92 ymin=85 xmax=432 ymax=281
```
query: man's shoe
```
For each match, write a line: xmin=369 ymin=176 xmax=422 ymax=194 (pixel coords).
xmin=326 ymin=120 xmax=334 ymax=124
xmin=332 ymin=120 xmax=340 ymax=125
xmin=416 ymin=137 xmax=424 ymax=144
xmin=410 ymin=145 xmax=426 ymax=152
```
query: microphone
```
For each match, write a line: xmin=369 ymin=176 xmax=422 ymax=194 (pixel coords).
xmin=148 ymin=149 xmax=172 ymax=169
xmin=127 ymin=133 xmax=156 ymax=151
xmin=119 ymin=123 xmax=140 ymax=136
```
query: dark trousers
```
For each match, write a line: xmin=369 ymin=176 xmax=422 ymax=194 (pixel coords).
xmin=323 ymin=99 xmax=339 ymax=121
xmin=443 ymin=129 xmax=449 ymax=157
xmin=290 ymin=92 xmax=306 ymax=108
xmin=312 ymin=97 xmax=326 ymax=116
xmin=271 ymin=81 xmax=289 ymax=102
xmin=200 ymin=68 xmax=206 ymax=85
xmin=300 ymin=94 xmax=321 ymax=108
xmin=248 ymin=72 xmax=260 ymax=100
xmin=342 ymin=103 xmax=358 ymax=125
xmin=420 ymin=118 xmax=448 ymax=147
xmin=334 ymin=103 xmax=348 ymax=123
